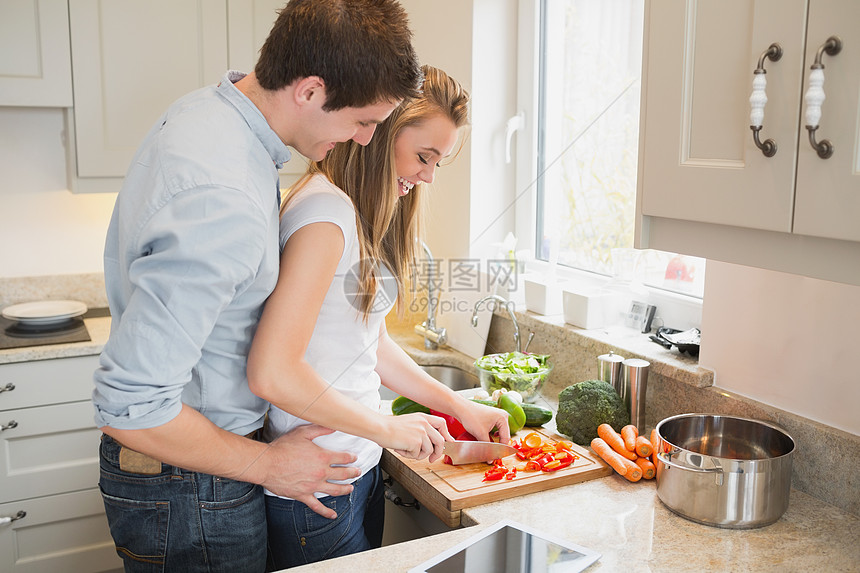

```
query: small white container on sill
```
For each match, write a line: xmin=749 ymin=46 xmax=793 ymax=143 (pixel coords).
xmin=561 ymin=288 xmax=620 ymax=329
xmin=524 ymin=277 xmax=563 ymax=315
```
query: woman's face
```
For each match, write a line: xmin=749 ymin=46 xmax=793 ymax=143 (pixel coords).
xmin=393 ymin=114 xmax=459 ymax=197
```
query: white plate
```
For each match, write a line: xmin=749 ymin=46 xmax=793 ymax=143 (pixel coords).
xmin=1 ymin=300 xmax=88 ymax=325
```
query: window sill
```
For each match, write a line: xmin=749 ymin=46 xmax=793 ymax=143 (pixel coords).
xmin=483 ymin=307 xmax=714 ymax=400
xmin=512 ymin=261 xmax=703 ymax=332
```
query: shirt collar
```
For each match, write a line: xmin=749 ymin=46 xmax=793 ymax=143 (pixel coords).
xmin=217 ymin=71 xmax=292 ymax=169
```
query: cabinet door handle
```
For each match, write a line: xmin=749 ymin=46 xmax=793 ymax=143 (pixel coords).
xmin=1 ymin=420 xmax=17 ymax=431
xmin=749 ymin=43 xmax=782 ymax=157
xmin=0 ymin=383 xmax=15 ymax=394
xmin=0 ymin=511 xmax=27 ymax=525
xmin=804 ymin=36 xmax=842 ymax=159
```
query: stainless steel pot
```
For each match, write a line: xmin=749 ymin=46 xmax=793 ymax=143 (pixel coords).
xmin=654 ymin=413 xmax=795 ymax=529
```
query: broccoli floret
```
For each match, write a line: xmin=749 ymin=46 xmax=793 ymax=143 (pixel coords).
xmin=556 ymin=380 xmax=629 ymax=445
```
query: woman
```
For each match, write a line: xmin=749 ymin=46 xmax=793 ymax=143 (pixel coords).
xmin=247 ymin=66 xmax=509 ymax=569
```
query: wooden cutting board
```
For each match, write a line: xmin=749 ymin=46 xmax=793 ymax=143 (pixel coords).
xmin=381 ymin=427 xmax=611 ymax=527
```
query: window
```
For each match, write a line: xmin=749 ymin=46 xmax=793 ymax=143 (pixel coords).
xmin=520 ymin=0 xmax=705 ymax=299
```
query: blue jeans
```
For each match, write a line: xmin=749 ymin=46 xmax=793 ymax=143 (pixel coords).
xmin=265 ymin=464 xmax=384 ymax=570
xmin=98 ymin=434 xmax=267 ymax=573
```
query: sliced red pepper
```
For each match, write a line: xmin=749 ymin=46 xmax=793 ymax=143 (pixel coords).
xmin=442 ymin=455 xmax=452 ymax=465
xmin=542 ymin=455 xmax=575 ymax=472
xmin=525 ymin=460 xmax=541 ymax=472
xmin=483 ymin=466 xmax=507 ymax=481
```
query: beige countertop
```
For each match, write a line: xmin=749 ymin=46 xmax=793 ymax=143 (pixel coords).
xmin=307 ymin=323 xmax=859 ymax=573
xmin=0 ymin=315 xmax=110 ymax=365
xmin=288 ymin=476 xmax=859 ymax=572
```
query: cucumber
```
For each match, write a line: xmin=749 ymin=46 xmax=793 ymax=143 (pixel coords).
xmin=391 ymin=395 xmax=431 ymax=416
xmin=522 ymin=403 xmax=553 ymax=426
xmin=470 ymin=398 xmax=553 ymax=427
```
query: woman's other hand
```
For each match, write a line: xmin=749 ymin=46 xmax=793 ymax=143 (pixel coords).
xmin=452 ymin=400 xmax=512 ymax=444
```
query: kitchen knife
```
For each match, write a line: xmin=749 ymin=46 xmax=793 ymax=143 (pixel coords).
xmin=442 ymin=441 xmax=518 ymax=465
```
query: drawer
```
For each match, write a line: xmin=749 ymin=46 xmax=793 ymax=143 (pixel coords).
xmin=0 ymin=401 xmax=101 ymax=502
xmin=0 ymin=355 xmax=100 ymax=411
xmin=0 ymin=488 xmax=122 ymax=573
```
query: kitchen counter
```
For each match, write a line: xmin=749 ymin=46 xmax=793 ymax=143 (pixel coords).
xmin=312 ymin=322 xmax=859 ymax=573
xmin=287 ymin=472 xmax=859 ymax=572
xmin=0 ymin=314 xmax=110 ymax=364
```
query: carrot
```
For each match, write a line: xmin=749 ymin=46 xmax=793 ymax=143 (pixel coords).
xmin=620 ymin=425 xmax=638 ymax=451
xmin=590 ymin=438 xmax=629 ymax=476
xmin=635 ymin=456 xmax=656 ymax=479
xmin=591 ymin=438 xmax=642 ymax=482
xmin=621 ymin=458 xmax=642 ymax=482
xmin=650 ymin=428 xmax=659 ymax=465
xmin=598 ymin=424 xmax=637 ymax=460
xmin=635 ymin=435 xmax=653 ymax=458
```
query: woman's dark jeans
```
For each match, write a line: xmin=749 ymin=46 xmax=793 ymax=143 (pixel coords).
xmin=264 ymin=464 xmax=384 ymax=570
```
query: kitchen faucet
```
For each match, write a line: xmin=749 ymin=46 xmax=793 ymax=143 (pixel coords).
xmin=471 ymin=294 xmax=524 ymax=353
xmin=413 ymin=241 xmax=447 ymax=349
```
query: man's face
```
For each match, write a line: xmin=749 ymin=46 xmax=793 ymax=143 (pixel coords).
xmin=293 ymin=99 xmax=399 ymax=161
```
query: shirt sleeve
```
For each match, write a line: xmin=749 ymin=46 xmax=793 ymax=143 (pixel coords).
xmin=280 ymin=180 xmax=357 ymax=259
xmin=93 ymin=185 xmax=270 ymax=430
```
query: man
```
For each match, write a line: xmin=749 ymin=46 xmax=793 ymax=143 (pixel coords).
xmin=91 ymin=1 xmax=421 ymax=570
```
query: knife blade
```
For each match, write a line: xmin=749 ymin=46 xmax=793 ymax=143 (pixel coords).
xmin=442 ymin=441 xmax=518 ymax=465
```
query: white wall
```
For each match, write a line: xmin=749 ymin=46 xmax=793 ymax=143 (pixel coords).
xmin=401 ymin=0 xmax=518 ymax=262
xmin=0 ymin=107 xmax=116 ymax=277
xmin=700 ymin=261 xmax=860 ymax=435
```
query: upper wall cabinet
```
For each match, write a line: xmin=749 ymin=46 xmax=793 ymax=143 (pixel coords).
xmin=0 ymin=0 xmax=72 ymax=107
xmin=636 ymin=0 xmax=860 ymax=285
xmin=66 ymin=0 xmax=304 ymax=193
xmin=67 ymin=0 xmax=229 ymax=192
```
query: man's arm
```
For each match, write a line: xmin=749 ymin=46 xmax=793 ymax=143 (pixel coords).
xmin=101 ymin=404 xmax=359 ymax=519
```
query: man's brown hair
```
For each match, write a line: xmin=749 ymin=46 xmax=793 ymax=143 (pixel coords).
xmin=255 ymin=0 xmax=422 ymax=110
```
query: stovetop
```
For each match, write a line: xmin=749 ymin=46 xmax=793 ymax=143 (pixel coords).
xmin=0 ymin=307 xmax=110 ymax=351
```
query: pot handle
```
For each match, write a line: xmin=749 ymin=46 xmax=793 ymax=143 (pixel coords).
xmin=657 ymin=451 xmax=724 ymax=485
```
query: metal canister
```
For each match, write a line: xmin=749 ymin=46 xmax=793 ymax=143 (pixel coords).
xmin=597 ymin=351 xmax=625 ymax=393
xmin=622 ymin=358 xmax=650 ymax=430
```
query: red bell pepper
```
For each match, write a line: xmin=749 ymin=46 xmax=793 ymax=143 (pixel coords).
xmin=429 ymin=409 xmax=466 ymax=438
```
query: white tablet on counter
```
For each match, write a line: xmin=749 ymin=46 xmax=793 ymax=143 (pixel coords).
xmin=408 ymin=518 xmax=600 ymax=573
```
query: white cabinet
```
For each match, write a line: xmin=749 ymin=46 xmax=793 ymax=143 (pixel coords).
xmin=66 ymin=0 xmax=229 ymax=192
xmin=0 ymin=356 xmax=122 ymax=573
xmin=0 ymin=0 xmax=72 ymax=107
xmin=66 ymin=0 xmax=306 ymax=193
xmin=636 ymin=0 xmax=860 ymax=285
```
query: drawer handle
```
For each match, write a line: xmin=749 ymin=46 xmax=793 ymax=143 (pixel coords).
xmin=749 ymin=43 xmax=782 ymax=158
xmin=804 ymin=36 xmax=842 ymax=159
xmin=0 ymin=383 xmax=15 ymax=394
xmin=1 ymin=420 xmax=18 ymax=431
xmin=0 ymin=511 xmax=27 ymax=525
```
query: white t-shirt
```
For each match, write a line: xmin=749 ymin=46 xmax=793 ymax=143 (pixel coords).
xmin=264 ymin=174 xmax=396 ymax=499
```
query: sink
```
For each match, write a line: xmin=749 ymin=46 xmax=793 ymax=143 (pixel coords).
xmin=379 ymin=364 xmax=479 ymax=400
xmin=418 ymin=365 xmax=479 ymax=392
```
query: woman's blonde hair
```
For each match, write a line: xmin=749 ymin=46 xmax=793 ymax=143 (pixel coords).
xmin=284 ymin=65 xmax=470 ymax=319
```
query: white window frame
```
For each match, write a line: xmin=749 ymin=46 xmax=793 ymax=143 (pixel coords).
xmin=511 ymin=0 xmax=703 ymax=331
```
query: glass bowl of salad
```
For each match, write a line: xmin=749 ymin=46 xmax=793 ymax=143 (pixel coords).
xmin=474 ymin=351 xmax=552 ymax=403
